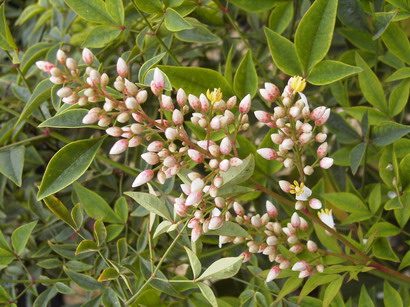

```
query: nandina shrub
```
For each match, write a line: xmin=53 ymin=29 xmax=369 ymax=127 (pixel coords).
xmin=0 ymin=0 xmax=409 ymax=306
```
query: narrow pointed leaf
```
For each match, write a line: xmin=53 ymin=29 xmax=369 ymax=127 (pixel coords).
xmin=11 ymin=221 xmax=37 ymax=255
xmin=234 ymin=50 xmax=258 ymax=99
xmin=0 ymin=145 xmax=25 ymax=186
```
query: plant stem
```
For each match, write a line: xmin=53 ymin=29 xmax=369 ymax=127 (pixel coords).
xmin=125 ymin=220 xmax=189 ymax=305
xmin=0 ymin=135 xmax=47 ymax=151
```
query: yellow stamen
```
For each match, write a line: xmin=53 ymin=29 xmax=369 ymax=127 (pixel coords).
xmin=206 ymin=88 xmax=222 ymax=103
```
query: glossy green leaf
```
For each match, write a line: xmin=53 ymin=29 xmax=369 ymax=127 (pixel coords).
xmin=400 ymin=154 xmax=410 ymax=188
xmin=74 ymin=183 xmax=121 ymax=223
xmin=384 ymin=281 xmax=403 ymax=307
xmin=372 ymin=121 xmax=410 ymax=146
xmin=133 ymin=0 xmax=163 ymax=14
xmin=175 ymin=25 xmax=220 ymax=44
xmin=355 ymin=53 xmax=388 ymax=114
xmin=373 ymin=11 xmax=397 ymax=39
xmin=264 ymin=27 xmax=303 ymax=76
xmin=106 ymin=0 xmax=124 ymax=25
xmin=20 ymin=42 xmax=53 ymax=74
xmin=308 ymin=60 xmax=362 ymax=85
xmin=39 ymin=109 xmax=90 ymax=128
xmin=366 ymin=222 xmax=400 ymax=238
xmin=98 ymin=267 xmax=119 ymax=282
xmin=343 ymin=107 xmax=388 ymax=125
xmin=0 ymin=248 xmax=14 ymax=265
xmin=368 ymin=184 xmax=381 ymax=213
xmin=198 ymin=256 xmax=243 ymax=281
xmin=55 ymin=282 xmax=75 ymax=295
xmin=0 ymin=145 xmax=25 ymax=186
xmin=125 ymin=192 xmax=172 ymax=221
xmin=386 ymin=67 xmax=410 ymax=82
xmin=33 ymin=288 xmax=57 ymax=307
xmin=114 ymin=197 xmax=128 ymax=223
xmin=359 ymin=285 xmax=375 ymax=307
xmin=94 ymin=219 xmax=107 ymax=245
xmin=337 ymin=0 xmax=368 ymax=32
xmin=197 ymin=283 xmax=217 ymax=307
xmin=0 ymin=4 xmax=17 ymax=51
xmin=37 ymin=137 xmax=105 ymax=200
xmin=153 ymin=221 xmax=172 ymax=238
xmin=184 ymin=247 xmax=201 ymax=279
xmin=116 ymin=237 xmax=128 ymax=263
xmin=75 ymin=240 xmax=98 ymax=255
xmin=138 ymin=53 xmax=166 ymax=83
xmin=350 ymin=142 xmax=367 ymax=175
xmin=43 ymin=195 xmax=76 ymax=229
xmin=158 ymin=65 xmax=233 ymax=97
xmin=373 ymin=237 xmax=400 ymax=262
xmin=16 ymin=80 xmax=53 ymax=127
xmin=294 ymin=0 xmax=338 ymax=72
xmin=234 ymin=50 xmax=258 ymax=99
xmin=206 ymin=221 xmax=251 ymax=239
xmin=268 ymin=2 xmax=293 ymax=34
xmin=11 ymin=221 xmax=37 ymax=255
xmin=229 ymin=0 xmax=277 ymax=12
xmin=298 ymin=274 xmax=340 ymax=303
xmin=64 ymin=268 xmax=102 ymax=290
xmin=64 ymin=0 xmax=116 ymax=24
xmin=382 ymin=22 xmax=410 ymax=63
xmin=389 ymin=79 xmax=410 ymax=116
xmin=220 ymin=154 xmax=255 ymax=186
xmin=399 ymin=250 xmax=410 ymax=270
xmin=274 ymin=277 xmax=304 ymax=302
xmin=71 ymin=203 xmax=83 ymax=230
xmin=82 ymin=25 xmax=121 ymax=48
xmin=325 ymin=112 xmax=361 ymax=144
xmin=338 ymin=28 xmax=376 ymax=53
xmin=321 ymin=192 xmax=368 ymax=214
xmin=323 ymin=278 xmax=344 ymax=307
xmin=165 ymin=8 xmax=192 ymax=31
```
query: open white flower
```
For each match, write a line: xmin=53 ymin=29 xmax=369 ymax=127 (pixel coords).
xmin=318 ymin=209 xmax=335 ymax=229
xmin=289 ymin=181 xmax=312 ymax=201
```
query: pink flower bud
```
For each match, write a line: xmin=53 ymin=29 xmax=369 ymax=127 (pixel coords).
xmin=188 ymin=149 xmax=204 ymax=163
xmin=82 ymin=112 xmax=99 ymax=124
xmin=165 ymin=127 xmax=178 ymax=140
xmin=317 ymin=142 xmax=328 ymax=158
xmin=161 ymin=95 xmax=174 ymax=111
xmin=311 ymin=106 xmax=326 ymax=120
xmin=289 ymin=106 xmax=301 ymax=118
xmin=279 ymin=180 xmax=291 ymax=193
xmin=254 ymin=111 xmax=271 ymax=123
xmin=266 ymin=266 xmax=281 ymax=282
xmin=191 ymin=226 xmax=202 ymax=242
xmin=214 ymin=197 xmax=225 ymax=208
xmin=82 ymin=48 xmax=94 ymax=65
xmin=301 ymin=123 xmax=312 ymax=133
xmin=307 ymin=240 xmax=318 ymax=252
xmin=106 ymin=127 xmax=123 ymax=137
xmin=172 ymin=109 xmax=184 ymax=125
xmin=309 ymin=198 xmax=322 ymax=210
xmin=251 ymin=215 xmax=262 ymax=227
xmin=180 ymin=184 xmax=191 ymax=196
xmin=304 ymin=166 xmax=314 ymax=176
xmin=220 ymin=137 xmax=232 ymax=155
xmin=199 ymin=94 xmax=209 ymax=112
xmin=315 ymin=133 xmax=327 ymax=143
xmin=110 ymin=139 xmax=129 ymax=155
xmin=129 ymin=136 xmax=142 ymax=147
xmin=266 ymin=200 xmax=278 ymax=218
xmin=57 ymin=87 xmax=73 ymax=98
xmin=188 ymin=94 xmax=201 ymax=111
xmin=116 ymin=57 xmax=128 ymax=77
xmin=230 ymin=157 xmax=243 ymax=167
xmin=283 ymin=158 xmax=293 ymax=168
xmin=279 ymin=260 xmax=290 ymax=269
xmin=241 ymin=251 xmax=251 ymax=263
xmin=226 ymin=96 xmax=237 ymax=109
xmin=315 ymin=108 xmax=331 ymax=126
xmin=186 ymin=191 xmax=202 ymax=206
xmin=164 ymin=156 xmax=177 ymax=168
xmin=141 ymin=152 xmax=159 ymax=165
xmin=299 ymin=217 xmax=309 ymax=231
xmin=299 ymin=270 xmax=312 ymax=278
xmin=266 ymin=236 xmax=278 ymax=245
xmin=132 ymin=170 xmax=154 ymax=187
xmin=289 ymin=245 xmax=304 ymax=254
xmin=36 ymin=61 xmax=55 ymax=73
xmin=219 ymin=159 xmax=230 ymax=172
xmin=316 ymin=264 xmax=324 ymax=273
xmin=191 ymin=178 xmax=205 ymax=193
xmin=125 ymin=97 xmax=138 ymax=109
xmin=281 ymin=138 xmax=294 ymax=150
xmin=176 ymin=88 xmax=187 ymax=106
xmin=239 ymin=94 xmax=251 ymax=114
xmin=188 ymin=218 xmax=200 ymax=229
xmin=299 ymin=132 xmax=312 ymax=144
xmin=117 ymin=112 xmax=130 ymax=123
xmin=137 ymin=90 xmax=147 ymax=104
xmin=270 ymin=133 xmax=283 ymax=145
xmin=66 ymin=58 xmax=77 ymax=70
xmin=292 ymin=261 xmax=308 ymax=271
xmin=56 ymin=49 xmax=67 ymax=64
xmin=209 ymin=216 xmax=224 ymax=230
xmin=233 ymin=202 xmax=245 ymax=215
xmin=291 ymin=212 xmax=301 ymax=228
xmin=124 ymin=79 xmax=138 ymax=96
xmin=257 ymin=148 xmax=277 ymax=160
xmin=213 ymin=176 xmax=223 ymax=188
xmin=209 ymin=145 xmax=220 ymax=157
xmin=150 ymin=68 xmax=165 ymax=95
xmin=320 ymin=157 xmax=334 ymax=169
xmin=287 ymin=235 xmax=298 ymax=244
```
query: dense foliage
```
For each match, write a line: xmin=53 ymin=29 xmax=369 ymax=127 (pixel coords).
xmin=0 ymin=0 xmax=410 ymax=306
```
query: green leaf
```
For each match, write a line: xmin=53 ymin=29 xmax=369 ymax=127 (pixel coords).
xmin=98 ymin=267 xmax=119 ymax=282
xmin=0 ymin=4 xmax=17 ymax=51
xmin=39 ymin=109 xmax=90 ymax=128
xmin=220 ymin=154 xmax=255 ymax=186
xmin=325 ymin=112 xmax=360 ymax=144
xmin=114 ymin=197 xmax=128 ymax=223
xmin=33 ymin=288 xmax=57 ymax=307
xmin=294 ymin=0 xmax=338 ymax=72
xmin=343 ymin=107 xmax=388 ymax=126
xmin=133 ymin=0 xmax=163 ymax=14
xmin=274 ymin=277 xmax=304 ymax=302
xmin=43 ymin=195 xmax=76 ymax=229
xmin=175 ymin=24 xmax=220 ymax=44
xmin=298 ymin=274 xmax=340 ymax=303
xmin=355 ymin=53 xmax=388 ymax=114
xmin=307 ymin=60 xmax=362 ymax=85
xmin=106 ymin=0 xmax=124 ymax=25
xmin=153 ymin=221 xmax=172 ymax=238
xmin=55 ymin=282 xmax=75 ymax=295
xmin=373 ymin=11 xmax=397 ymax=39
xmin=64 ymin=268 xmax=102 ymax=290
xmin=0 ymin=145 xmax=25 ymax=186
xmin=368 ymin=184 xmax=381 ymax=214
xmin=64 ymin=0 xmax=116 ymax=24
xmin=229 ymin=0 xmax=276 ymax=12
xmin=264 ymin=27 xmax=303 ymax=76
xmin=116 ymin=237 xmax=128 ymax=263
xmin=399 ymin=250 xmax=410 ymax=270
xmin=322 ymin=192 xmax=368 ymax=214
xmin=400 ymin=154 xmax=410 ymax=188
xmin=366 ymin=222 xmax=400 ymax=238
xmin=197 ymin=283 xmax=217 ymax=307
xmin=74 ymin=183 xmax=121 ymax=223
xmin=384 ymin=281 xmax=403 ymax=307
xmin=184 ymin=247 xmax=201 ymax=279
xmin=94 ymin=219 xmax=107 ymax=245
xmin=16 ymin=80 xmax=53 ymax=127
xmin=71 ymin=203 xmax=83 ymax=230
xmin=359 ymin=285 xmax=375 ymax=307
xmin=389 ymin=79 xmax=410 ymax=116
xmin=323 ymin=278 xmax=344 ymax=307
xmin=234 ymin=50 xmax=258 ymax=99
xmin=198 ymin=256 xmax=243 ymax=281
xmin=268 ymin=2 xmax=293 ymax=35
xmin=138 ymin=53 xmax=166 ymax=83
xmin=372 ymin=121 xmax=410 ymax=146
xmin=75 ymin=240 xmax=98 ymax=255
xmin=350 ymin=142 xmax=367 ymax=175
xmin=373 ymin=237 xmax=400 ymax=262
xmin=338 ymin=28 xmax=376 ymax=53
xmin=125 ymin=192 xmax=172 ymax=221
xmin=20 ymin=42 xmax=54 ymax=75
xmin=82 ymin=25 xmax=121 ymax=48
xmin=0 ymin=248 xmax=14 ymax=265
xmin=37 ymin=137 xmax=105 ymax=200
xmin=11 ymin=221 xmax=37 ymax=255
xmin=158 ymin=65 xmax=233 ymax=97
xmin=165 ymin=8 xmax=192 ymax=31
xmin=337 ymin=0 xmax=368 ymax=32
xmin=386 ymin=67 xmax=410 ymax=82
xmin=382 ymin=23 xmax=410 ymax=65
xmin=206 ymin=221 xmax=251 ymax=239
